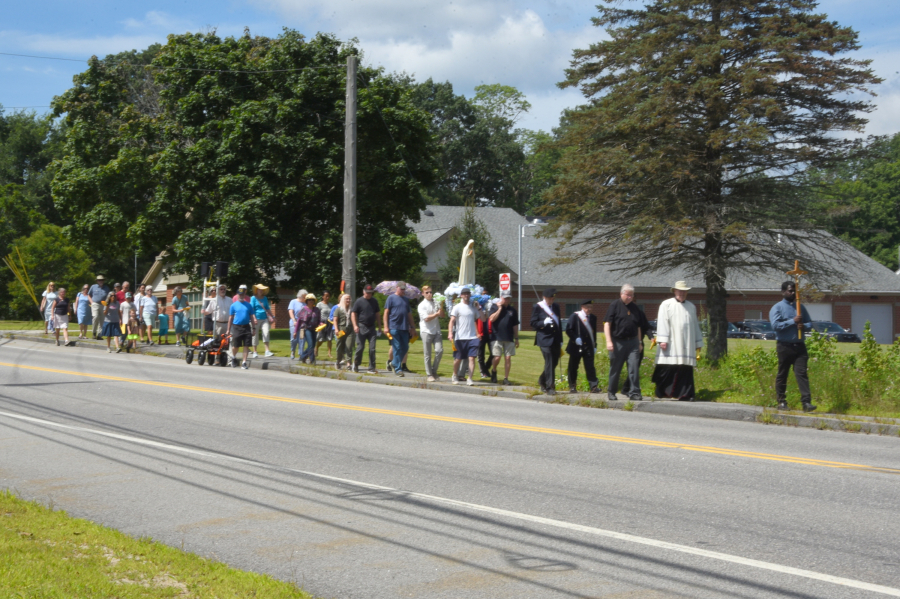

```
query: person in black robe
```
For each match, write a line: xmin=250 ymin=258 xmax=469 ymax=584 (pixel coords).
xmin=530 ymin=288 xmax=563 ymax=395
xmin=565 ymin=299 xmax=601 ymax=393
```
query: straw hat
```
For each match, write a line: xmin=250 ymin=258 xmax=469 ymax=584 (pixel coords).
xmin=305 ymin=293 xmax=317 ymax=301
xmin=253 ymin=284 xmax=269 ymax=293
xmin=671 ymin=281 xmax=692 ymax=291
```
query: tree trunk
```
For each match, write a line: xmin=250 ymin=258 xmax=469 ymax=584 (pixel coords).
xmin=705 ymin=247 xmax=728 ymax=366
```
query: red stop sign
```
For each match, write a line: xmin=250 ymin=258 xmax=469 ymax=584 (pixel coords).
xmin=499 ymin=273 xmax=511 ymax=292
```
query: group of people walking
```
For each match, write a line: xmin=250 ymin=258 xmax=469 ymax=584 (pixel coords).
xmin=39 ymin=275 xmax=191 ymax=352
xmin=39 ymin=274 xmax=816 ymax=409
xmin=532 ymin=282 xmax=707 ymax=401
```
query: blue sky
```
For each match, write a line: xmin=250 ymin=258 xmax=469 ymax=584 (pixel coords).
xmin=2 ymin=0 xmax=898 ymax=136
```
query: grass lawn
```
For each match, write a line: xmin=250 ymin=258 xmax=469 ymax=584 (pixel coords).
xmin=0 ymin=321 xmax=45 ymax=330
xmin=0 ymin=490 xmax=313 ymax=598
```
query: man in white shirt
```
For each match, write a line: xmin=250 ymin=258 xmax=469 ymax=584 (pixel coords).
xmin=417 ymin=285 xmax=445 ymax=382
xmin=448 ymin=288 xmax=484 ymax=386
xmin=202 ymin=284 xmax=233 ymax=337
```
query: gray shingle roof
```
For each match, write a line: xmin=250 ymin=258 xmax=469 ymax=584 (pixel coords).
xmin=410 ymin=206 xmax=900 ymax=294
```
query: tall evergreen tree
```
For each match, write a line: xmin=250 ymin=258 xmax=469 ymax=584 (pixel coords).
xmin=544 ymin=0 xmax=880 ymax=363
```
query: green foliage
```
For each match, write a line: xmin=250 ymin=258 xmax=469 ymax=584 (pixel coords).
xmin=543 ymin=0 xmax=881 ymax=364
xmin=410 ymin=79 xmax=530 ymax=210
xmin=436 ymin=205 xmax=502 ymax=293
xmin=51 ymin=31 xmax=434 ymax=294
xmin=728 ymin=346 xmax=778 ymax=403
xmin=817 ymin=133 xmax=900 ymax=270
xmin=6 ymin=225 xmax=92 ymax=319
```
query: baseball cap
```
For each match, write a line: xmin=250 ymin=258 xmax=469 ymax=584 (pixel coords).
xmin=363 ymin=284 xmax=374 ymax=292
xmin=459 ymin=288 xmax=471 ymax=295
xmin=500 ymin=289 xmax=511 ymax=298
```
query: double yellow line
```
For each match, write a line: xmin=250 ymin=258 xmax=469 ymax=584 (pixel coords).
xmin=2 ymin=361 xmax=898 ymax=475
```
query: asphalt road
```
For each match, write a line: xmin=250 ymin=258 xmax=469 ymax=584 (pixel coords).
xmin=1 ymin=337 xmax=899 ymax=599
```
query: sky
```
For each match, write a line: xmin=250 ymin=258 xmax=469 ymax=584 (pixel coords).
xmin=1 ymin=0 xmax=898 ymax=136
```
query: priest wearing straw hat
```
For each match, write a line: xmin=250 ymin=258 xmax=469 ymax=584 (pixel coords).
xmin=651 ymin=281 xmax=703 ymax=401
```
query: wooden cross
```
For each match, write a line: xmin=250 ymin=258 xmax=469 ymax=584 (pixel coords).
xmin=786 ymin=260 xmax=808 ymax=339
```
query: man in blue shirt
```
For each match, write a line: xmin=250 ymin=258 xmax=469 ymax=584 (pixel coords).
xmin=87 ymin=275 xmax=110 ymax=339
xmin=382 ymin=283 xmax=416 ymax=376
xmin=769 ymin=281 xmax=815 ymax=412
xmin=227 ymin=284 xmax=258 ymax=370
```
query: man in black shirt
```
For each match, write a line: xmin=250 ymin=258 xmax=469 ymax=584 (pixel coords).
xmin=487 ymin=290 xmax=520 ymax=385
xmin=351 ymin=284 xmax=381 ymax=373
xmin=604 ymin=284 xmax=649 ymax=402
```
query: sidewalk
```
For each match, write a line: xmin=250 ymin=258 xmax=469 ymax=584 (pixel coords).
xmin=3 ymin=330 xmax=899 ymax=437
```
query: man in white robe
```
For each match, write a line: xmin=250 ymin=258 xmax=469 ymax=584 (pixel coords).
xmin=652 ymin=281 xmax=703 ymax=400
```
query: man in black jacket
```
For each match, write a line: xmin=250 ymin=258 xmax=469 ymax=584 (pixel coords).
xmin=566 ymin=299 xmax=601 ymax=394
xmin=530 ymin=288 xmax=563 ymax=395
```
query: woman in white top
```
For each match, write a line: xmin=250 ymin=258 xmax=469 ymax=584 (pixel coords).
xmin=39 ymin=282 xmax=58 ymax=334
xmin=139 ymin=286 xmax=158 ymax=345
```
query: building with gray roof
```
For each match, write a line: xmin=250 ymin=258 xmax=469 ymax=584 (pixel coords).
xmin=410 ymin=206 xmax=900 ymax=343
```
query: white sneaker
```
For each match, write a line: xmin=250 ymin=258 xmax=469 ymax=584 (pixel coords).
xmin=451 ymin=375 xmax=459 ymax=385
xmin=264 ymin=351 xmax=274 ymax=357
xmin=251 ymin=351 xmax=259 ymax=359
xmin=466 ymin=377 xmax=474 ymax=386
xmin=427 ymin=376 xmax=436 ymax=383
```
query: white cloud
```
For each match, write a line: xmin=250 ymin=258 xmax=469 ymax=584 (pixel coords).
xmin=0 ymin=30 xmax=164 ymax=59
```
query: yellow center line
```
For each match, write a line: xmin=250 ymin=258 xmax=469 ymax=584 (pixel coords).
xmin=2 ymin=361 xmax=898 ymax=475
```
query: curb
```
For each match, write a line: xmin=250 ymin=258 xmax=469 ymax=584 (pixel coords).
xmin=3 ymin=332 xmax=898 ymax=437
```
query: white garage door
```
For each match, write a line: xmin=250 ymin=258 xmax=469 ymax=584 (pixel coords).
xmin=805 ymin=303 xmax=833 ymax=322
xmin=851 ymin=304 xmax=893 ymax=345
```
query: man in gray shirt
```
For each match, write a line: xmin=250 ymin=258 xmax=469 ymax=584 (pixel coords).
xmin=87 ymin=275 xmax=110 ymax=339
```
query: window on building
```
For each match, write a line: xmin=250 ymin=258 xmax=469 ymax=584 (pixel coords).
xmin=187 ymin=291 xmax=203 ymax=330
xmin=566 ymin=303 xmax=579 ymax=317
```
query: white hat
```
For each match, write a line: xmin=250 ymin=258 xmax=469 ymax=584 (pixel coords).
xmin=671 ymin=281 xmax=691 ymax=291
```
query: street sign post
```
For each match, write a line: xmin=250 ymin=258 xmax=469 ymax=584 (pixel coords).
xmin=499 ymin=273 xmax=511 ymax=293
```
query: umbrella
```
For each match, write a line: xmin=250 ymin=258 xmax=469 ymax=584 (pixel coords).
xmin=374 ymin=281 xmax=422 ymax=299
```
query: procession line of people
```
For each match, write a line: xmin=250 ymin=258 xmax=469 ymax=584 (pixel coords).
xmin=36 ymin=274 xmax=816 ymax=409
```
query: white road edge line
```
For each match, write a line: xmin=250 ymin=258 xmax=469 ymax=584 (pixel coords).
xmin=2 ymin=408 xmax=898 ymax=597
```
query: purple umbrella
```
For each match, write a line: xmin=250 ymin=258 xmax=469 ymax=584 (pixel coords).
xmin=374 ymin=281 xmax=422 ymax=299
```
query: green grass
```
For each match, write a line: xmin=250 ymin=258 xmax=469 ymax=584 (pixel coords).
xmin=0 ymin=490 xmax=313 ymax=598
xmin=0 ymin=321 xmax=45 ymax=330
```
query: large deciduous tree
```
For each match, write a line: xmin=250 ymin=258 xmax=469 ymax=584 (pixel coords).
xmin=817 ymin=133 xmax=900 ymax=270
xmin=544 ymin=0 xmax=880 ymax=363
xmin=51 ymin=30 xmax=434 ymax=294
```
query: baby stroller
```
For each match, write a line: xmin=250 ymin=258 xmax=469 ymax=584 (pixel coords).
xmin=185 ymin=334 xmax=231 ymax=367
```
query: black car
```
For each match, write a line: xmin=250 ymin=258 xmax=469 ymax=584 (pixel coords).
xmin=727 ymin=322 xmax=750 ymax=339
xmin=809 ymin=321 xmax=861 ymax=343
xmin=733 ymin=320 xmax=776 ymax=340
xmin=646 ymin=320 xmax=657 ymax=338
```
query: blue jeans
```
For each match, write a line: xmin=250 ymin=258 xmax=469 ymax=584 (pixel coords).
xmin=300 ymin=329 xmax=316 ymax=363
xmin=390 ymin=329 xmax=410 ymax=373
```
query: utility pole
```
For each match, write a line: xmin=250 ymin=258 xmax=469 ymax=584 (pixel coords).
xmin=342 ymin=55 xmax=358 ymax=303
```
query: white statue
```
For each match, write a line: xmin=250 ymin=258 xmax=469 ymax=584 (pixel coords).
xmin=458 ymin=239 xmax=475 ymax=286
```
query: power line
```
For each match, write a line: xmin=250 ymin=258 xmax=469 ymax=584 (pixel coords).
xmin=0 ymin=51 xmax=346 ymax=74
xmin=0 ymin=52 xmax=84 ymax=62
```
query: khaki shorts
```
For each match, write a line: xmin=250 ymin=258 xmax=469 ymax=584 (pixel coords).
xmin=491 ymin=340 xmax=516 ymax=357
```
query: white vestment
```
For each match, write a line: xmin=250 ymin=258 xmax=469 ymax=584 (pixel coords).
xmin=655 ymin=298 xmax=703 ymax=366
xmin=458 ymin=240 xmax=476 ymax=286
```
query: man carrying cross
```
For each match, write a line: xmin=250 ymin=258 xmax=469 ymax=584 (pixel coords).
xmin=769 ymin=281 xmax=816 ymax=412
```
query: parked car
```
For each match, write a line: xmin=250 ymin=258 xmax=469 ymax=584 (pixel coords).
xmin=727 ymin=322 xmax=750 ymax=339
xmin=646 ymin=320 xmax=657 ymax=338
xmin=808 ymin=321 xmax=862 ymax=343
xmin=733 ymin=320 xmax=776 ymax=340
